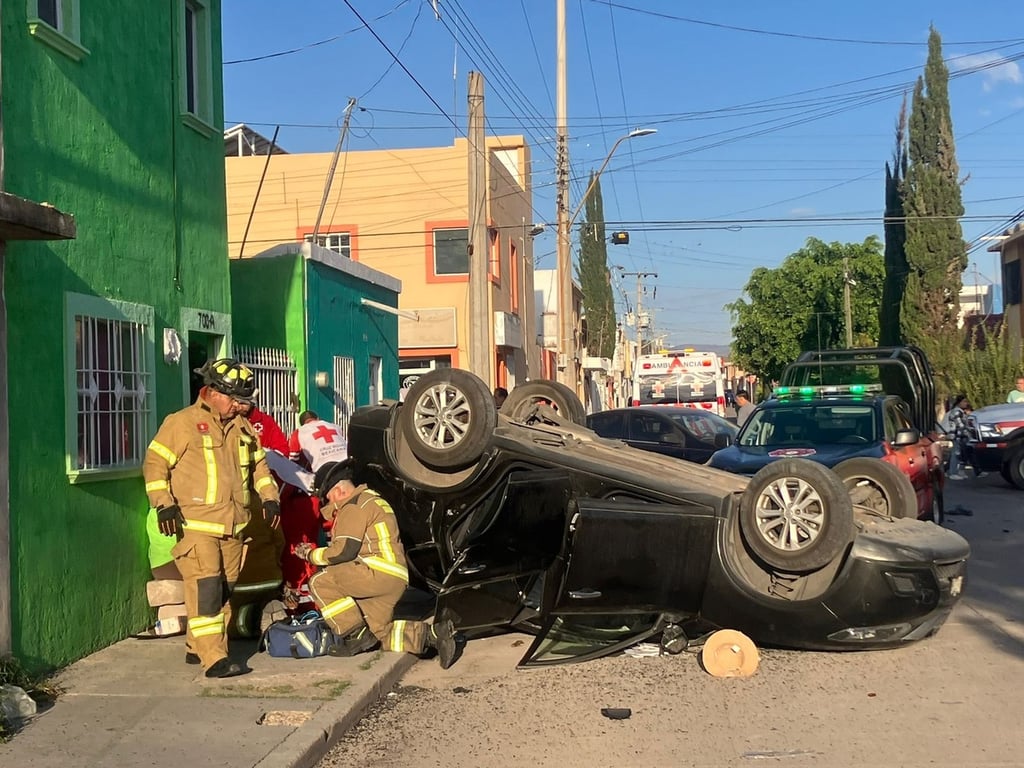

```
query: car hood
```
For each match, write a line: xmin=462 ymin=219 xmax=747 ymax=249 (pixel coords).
xmin=708 ymin=442 xmax=882 ymax=474
xmin=971 ymin=402 xmax=1024 ymax=425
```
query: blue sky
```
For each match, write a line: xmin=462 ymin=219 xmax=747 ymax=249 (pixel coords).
xmin=223 ymin=0 xmax=1024 ymax=349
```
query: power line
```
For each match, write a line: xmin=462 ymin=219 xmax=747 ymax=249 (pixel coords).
xmin=223 ymin=0 xmax=412 ymax=64
xmin=340 ymin=0 xmax=459 ymax=131
xmin=587 ymin=1 xmax=1024 ymax=47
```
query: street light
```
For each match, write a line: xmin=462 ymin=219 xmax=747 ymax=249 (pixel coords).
xmin=557 ymin=127 xmax=657 ymax=392
xmin=569 ymin=129 xmax=658 ymax=226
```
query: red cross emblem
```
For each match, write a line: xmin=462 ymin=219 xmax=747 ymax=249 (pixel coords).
xmin=312 ymin=424 xmax=339 ymax=443
xmin=652 ymin=381 xmax=665 ymax=396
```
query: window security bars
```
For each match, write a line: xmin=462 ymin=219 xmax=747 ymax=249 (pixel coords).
xmin=234 ymin=347 xmax=298 ymax=432
xmin=333 ymin=356 xmax=356 ymax=435
xmin=74 ymin=315 xmax=152 ymax=470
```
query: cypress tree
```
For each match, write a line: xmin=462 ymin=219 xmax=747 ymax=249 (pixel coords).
xmin=901 ymin=26 xmax=967 ymax=345
xmin=880 ymin=97 xmax=908 ymax=345
xmin=577 ymin=173 xmax=617 ymax=359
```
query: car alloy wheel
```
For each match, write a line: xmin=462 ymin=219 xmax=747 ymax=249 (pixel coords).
xmin=501 ymin=380 xmax=587 ymax=426
xmin=832 ymin=457 xmax=917 ymax=520
xmin=739 ymin=459 xmax=854 ymax=573
xmin=399 ymin=369 xmax=496 ymax=470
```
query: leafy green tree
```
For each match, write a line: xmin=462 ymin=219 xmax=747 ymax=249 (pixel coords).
xmin=901 ymin=27 xmax=967 ymax=350
xmin=728 ymin=237 xmax=885 ymax=382
xmin=576 ymin=173 xmax=616 ymax=359
xmin=880 ymin=97 xmax=908 ymax=345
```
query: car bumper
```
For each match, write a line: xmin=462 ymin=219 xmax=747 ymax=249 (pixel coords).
xmin=965 ymin=440 xmax=1007 ymax=472
xmin=704 ymin=519 xmax=969 ymax=651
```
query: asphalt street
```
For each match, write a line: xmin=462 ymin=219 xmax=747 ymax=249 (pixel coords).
xmin=319 ymin=472 xmax=1024 ymax=768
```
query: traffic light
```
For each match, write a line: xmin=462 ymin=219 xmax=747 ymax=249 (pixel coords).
xmin=611 ymin=231 xmax=630 ymax=245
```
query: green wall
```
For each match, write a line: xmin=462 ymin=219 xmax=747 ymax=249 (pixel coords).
xmin=229 ymin=253 xmax=309 ymax=399
xmin=2 ymin=0 xmax=229 ymax=669
xmin=306 ymin=260 xmax=400 ymax=416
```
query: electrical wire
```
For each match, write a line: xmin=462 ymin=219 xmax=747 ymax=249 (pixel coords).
xmin=224 ymin=0 xmax=412 ymax=64
xmin=586 ymin=1 xmax=1024 ymax=47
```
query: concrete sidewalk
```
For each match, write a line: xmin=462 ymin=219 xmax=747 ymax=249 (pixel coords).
xmin=0 ymin=633 xmax=416 ymax=768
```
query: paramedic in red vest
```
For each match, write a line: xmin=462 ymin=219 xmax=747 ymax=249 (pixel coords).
xmin=295 ymin=459 xmax=460 ymax=668
xmin=143 ymin=358 xmax=280 ymax=678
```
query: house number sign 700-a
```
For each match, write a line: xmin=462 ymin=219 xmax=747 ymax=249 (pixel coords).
xmin=196 ymin=311 xmax=218 ymax=330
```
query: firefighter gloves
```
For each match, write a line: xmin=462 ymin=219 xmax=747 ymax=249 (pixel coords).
xmin=262 ymin=500 xmax=281 ymax=529
xmin=157 ymin=505 xmax=183 ymax=537
xmin=293 ymin=542 xmax=314 ymax=562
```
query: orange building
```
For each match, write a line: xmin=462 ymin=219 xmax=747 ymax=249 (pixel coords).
xmin=225 ymin=129 xmax=539 ymax=391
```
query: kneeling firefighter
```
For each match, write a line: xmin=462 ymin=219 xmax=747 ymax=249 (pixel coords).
xmin=294 ymin=459 xmax=459 ymax=668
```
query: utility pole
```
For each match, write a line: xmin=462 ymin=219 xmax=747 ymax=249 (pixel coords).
xmin=467 ymin=71 xmax=490 ymax=382
xmin=842 ymin=256 xmax=853 ymax=347
xmin=312 ymin=97 xmax=357 ymax=245
xmin=619 ymin=269 xmax=657 ymax=405
xmin=555 ymin=0 xmax=575 ymax=392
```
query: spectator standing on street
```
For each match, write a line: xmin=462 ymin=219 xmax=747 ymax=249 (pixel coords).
xmin=735 ymin=390 xmax=756 ymax=427
xmin=143 ymin=358 xmax=280 ymax=678
xmin=945 ymin=395 xmax=972 ymax=479
xmin=1008 ymin=377 xmax=1024 ymax=403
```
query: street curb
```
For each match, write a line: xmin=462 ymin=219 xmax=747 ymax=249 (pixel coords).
xmin=253 ymin=653 xmax=418 ymax=768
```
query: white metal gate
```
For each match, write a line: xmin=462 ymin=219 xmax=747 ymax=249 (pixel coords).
xmin=234 ymin=347 xmax=298 ymax=432
xmin=333 ymin=355 xmax=355 ymax=435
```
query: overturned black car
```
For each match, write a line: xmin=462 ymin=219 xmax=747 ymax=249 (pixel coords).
xmin=348 ymin=369 xmax=969 ymax=667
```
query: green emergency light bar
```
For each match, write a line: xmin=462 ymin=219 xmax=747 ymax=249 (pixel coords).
xmin=773 ymin=383 xmax=883 ymax=399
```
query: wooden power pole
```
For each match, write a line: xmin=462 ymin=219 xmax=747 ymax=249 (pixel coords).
xmin=467 ymin=71 xmax=490 ymax=382
xmin=555 ymin=0 xmax=575 ymax=392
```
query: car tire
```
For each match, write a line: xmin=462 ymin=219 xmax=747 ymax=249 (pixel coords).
xmin=832 ymin=458 xmax=917 ymax=520
xmin=1005 ymin=447 xmax=1024 ymax=491
xmin=739 ymin=459 xmax=854 ymax=574
xmin=399 ymin=368 xmax=496 ymax=470
xmin=1000 ymin=463 xmax=1014 ymax=486
xmin=501 ymin=380 xmax=587 ymax=426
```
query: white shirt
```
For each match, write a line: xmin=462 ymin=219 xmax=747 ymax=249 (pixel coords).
xmin=293 ymin=419 xmax=348 ymax=472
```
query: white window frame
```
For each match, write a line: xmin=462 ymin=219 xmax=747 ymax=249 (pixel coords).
xmin=433 ymin=227 xmax=469 ymax=276
xmin=304 ymin=232 xmax=352 ymax=258
xmin=64 ymin=293 xmax=156 ymax=482
xmin=27 ymin=0 xmax=89 ymax=61
xmin=178 ymin=0 xmax=215 ymax=136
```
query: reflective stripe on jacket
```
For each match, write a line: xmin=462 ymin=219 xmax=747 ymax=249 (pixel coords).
xmin=143 ymin=395 xmax=279 ymax=537
xmin=310 ymin=487 xmax=409 ymax=582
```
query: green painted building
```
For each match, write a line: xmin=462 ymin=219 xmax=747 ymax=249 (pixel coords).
xmin=1 ymin=0 xmax=233 ymax=669
xmin=230 ymin=242 xmax=401 ymax=429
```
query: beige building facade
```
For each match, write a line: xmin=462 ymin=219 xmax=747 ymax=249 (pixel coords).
xmin=225 ymin=133 xmax=539 ymax=392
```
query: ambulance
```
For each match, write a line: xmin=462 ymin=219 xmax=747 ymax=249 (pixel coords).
xmin=631 ymin=350 xmax=727 ymax=416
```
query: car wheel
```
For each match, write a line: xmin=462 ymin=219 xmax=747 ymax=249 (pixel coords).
xmin=501 ymin=380 xmax=587 ymax=426
xmin=930 ymin=481 xmax=945 ymax=525
xmin=1006 ymin=447 xmax=1024 ymax=491
xmin=1000 ymin=463 xmax=1013 ymax=486
xmin=739 ymin=459 xmax=855 ymax=574
xmin=832 ymin=458 xmax=917 ymax=520
xmin=399 ymin=368 xmax=496 ymax=469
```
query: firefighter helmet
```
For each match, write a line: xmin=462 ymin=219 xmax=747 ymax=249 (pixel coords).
xmin=313 ymin=458 xmax=356 ymax=500
xmin=194 ymin=358 xmax=257 ymax=403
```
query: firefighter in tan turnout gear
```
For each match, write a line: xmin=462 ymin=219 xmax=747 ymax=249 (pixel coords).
xmin=294 ymin=459 xmax=459 ymax=668
xmin=144 ymin=358 xmax=281 ymax=678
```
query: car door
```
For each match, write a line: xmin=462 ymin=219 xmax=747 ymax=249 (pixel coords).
xmin=626 ymin=411 xmax=687 ymax=460
xmin=586 ymin=410 xmax=626 ymax=440
xmin=676 ymin=412 xmax=719 ymax=463
xmin=884 ymin=401 xmax=930 ymax=506
xmin=519 ymin=496 xmax=717 ymax=666
xmin=434 ymin=468 xmax=572 ymax=632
